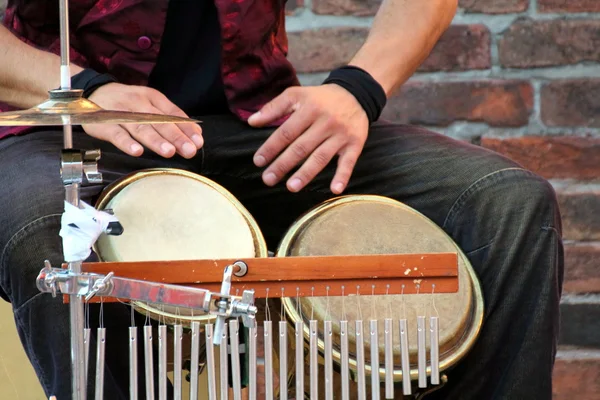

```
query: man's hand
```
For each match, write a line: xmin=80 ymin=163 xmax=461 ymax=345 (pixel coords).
xmin=85 ymin=83 xmax=203 ymax=159
xmin=248 ymin=84 xmax=369 ymax=194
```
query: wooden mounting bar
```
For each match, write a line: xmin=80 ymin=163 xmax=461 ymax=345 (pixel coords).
xmin=67 ymin=253 xmax=458 ymax=302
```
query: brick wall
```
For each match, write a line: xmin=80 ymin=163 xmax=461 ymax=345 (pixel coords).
xmin=285 ymin=0 xmax=600 ymax=398
xmin=1 ymin=0 xmax=598 ymax=397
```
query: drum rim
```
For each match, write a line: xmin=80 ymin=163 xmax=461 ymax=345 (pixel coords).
xmin=93 ymin=168 xmax=269 ymax=324
xmin=278 ymin=194 xmax=484 ymax=382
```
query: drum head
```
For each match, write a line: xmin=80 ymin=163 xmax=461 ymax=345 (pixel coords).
xmin=279 ymin=195 xmax=483 ymax=381
xmin=94 ymin=169 xmax=268 ymax=323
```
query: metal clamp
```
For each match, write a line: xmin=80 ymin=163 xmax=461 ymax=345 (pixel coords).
xmin=213 ymin=264 xmax=234 ymax=344
xmin=37 ymin=261 xmax=100 ymax=298
xmin=36 ymin=261 xmax=258 ymax=336
xmin=212 ymin=261 xmax=255 ymax=344
xmin=84 ymin=272 xmax=114 ymax=302
xmin=61 ymin=149 xmax=102 ymax=185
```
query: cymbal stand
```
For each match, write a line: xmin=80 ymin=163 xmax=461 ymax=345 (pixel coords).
xmin=57 ymin=1 xmax=101 ymax=399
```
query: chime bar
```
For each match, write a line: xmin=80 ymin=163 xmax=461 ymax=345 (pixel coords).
xmin=76 ymin=253 xmax=456 ymax=281
xmin=73 ymin=253 xmax=458 ymax=300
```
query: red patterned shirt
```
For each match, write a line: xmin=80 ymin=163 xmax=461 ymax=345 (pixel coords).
xmin=0 ymin=0 xmax=299 ymax=138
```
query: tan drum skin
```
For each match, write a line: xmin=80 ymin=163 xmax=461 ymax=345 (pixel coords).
xmin=93 ymin=168 xmax=269 ymax=325
xmin=278 ymin=195 xmax=484 ymax=387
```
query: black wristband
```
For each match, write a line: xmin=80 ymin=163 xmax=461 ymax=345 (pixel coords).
xmin=71 ymin=68 xmax=118 ymax=98
xmin=321 ymin=65 xmax=387 ymax=124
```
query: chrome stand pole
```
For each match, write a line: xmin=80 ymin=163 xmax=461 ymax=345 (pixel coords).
xmin=59 ymin=2 xmax=86 ymax=398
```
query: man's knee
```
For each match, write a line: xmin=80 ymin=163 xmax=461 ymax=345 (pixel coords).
xmin=0 ymin=136 xmax=64 ymax=246
xmin=498 ymin=169 xmax=561 ymax=232
xmin=443 ymin=167 xmax=563 ymax=262
xmin=0 ymin=214 xmax=63 ymax=309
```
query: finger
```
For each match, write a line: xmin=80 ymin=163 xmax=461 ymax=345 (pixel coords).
xmin=143 ymin=105 xmax=198 ymax=159
xmin=247 ymin=88 xmax=299 ymax=127
xmin=121 ymin=120 xmax=177 ymax=158
xmin=330 ymin=145 xmax=362 ymax=194
xmin=177 ymin=122 xmax=204 ymax=149
xmin=147 ymin=89 xmax=203 ymax=147
xmin=253 ymin=108 xmax=315 ymax=168
xmin=285 ymin=136 xmax=344 ymax=193
xmin=152 ymin=123 xmax=198 ymax=158
xmin=84 ymin=124 xmax=144 ymax=156
xmin=261 ymin=119 xmax=330 ymax=187
xmin=121 ymin=102 xmax=195 ymax=158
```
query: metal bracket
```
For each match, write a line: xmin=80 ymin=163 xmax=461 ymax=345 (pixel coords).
xmin=213 ymin=264 xmax=234 ymax=344
xmin=61 ymin=148 xmax=102 ymax=185
xmin=84 ymin=272 xmax=114 ymax=302
xmin=211 ymin=261 xmax=254 ymax=344
xmin=36 ymin=261 xmax=258 ymax=337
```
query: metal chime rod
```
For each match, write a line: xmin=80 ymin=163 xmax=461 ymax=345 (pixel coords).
xmin=370 ymin=320 xmax=380 ymax=400
xmin=206 ymin=325 xmax=217 ymax=400
xmin=264 ymin=321 xmax=273 ymax=400
xmin=229 ymin=321 xmax=242 ymax=400
xmin=173 ymin=325 xmax=183 ymax=400
xmin=340 ymin=321 xmax=349 ymax=400
xmin=158 ymin=326 xmax=168 ymax=400
xmin=219 ymin=325 xmax=228 ymax=400
xmin=129 ymin=327 xmax=138 ymax=400
xmin=248 ymin=326 xmax=257 ymax=400
xmin=309 ymin=320 xmax=318 ymax=399
xmin=356 ymin=320 xmax=366 ymax=400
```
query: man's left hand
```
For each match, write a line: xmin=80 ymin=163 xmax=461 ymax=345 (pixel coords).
xmin=248 ymin=84 xmax=369 ymax=194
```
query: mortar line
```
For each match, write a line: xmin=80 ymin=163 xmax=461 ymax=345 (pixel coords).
xmin=286 ymin=10 xmax=600 ymax=33
xmin=297 ymin=64 xmax=600 ymax=85
xmin=556 ymin=349 xmax=600 ymax=359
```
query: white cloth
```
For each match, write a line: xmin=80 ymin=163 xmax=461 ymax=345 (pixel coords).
xmin=59 ymin=200 xmax=120 ymax=262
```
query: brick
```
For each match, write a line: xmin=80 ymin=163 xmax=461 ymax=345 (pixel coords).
xmin=381 ymin=80 xmax=533 ymax=127
xmin=564 ymin=243 xmax=600 ymax=294
xmin=541 ymin=80 xmax=600 ymax=128
xmin=553 ymin=351 xmax=600 ymax=399
xmin=312 ymin=0 xmax=380 ymax=16
xmin=419 ymin=24 xmax=491 ymax=72
xmin=313 ymin=0 xmax=530 ymax=15
xmin=499 ymin=20 xmax=600 ymax=68
xmin=285 ymin=0 xmax=304 ymax=15
xmin=556 ymin=187 xmax=600 ymax=241
xmin=288 ymin=25 xmax=491 ymax=73
xmin=459 ymin=0 xmax=528 ymax=14
xmin=480 ymin=136 xmax=600 ymax=180
xmin=559 ymin=302 xmax=600 ymax=348
xmin=539 ymin=0 xmax=600 ymax=13
xmin=287 ymin=28 xmax=367 ymax=73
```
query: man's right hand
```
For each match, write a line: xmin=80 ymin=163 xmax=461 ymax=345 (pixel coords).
xmin=85 ymin=83 xmax=203 ymax=159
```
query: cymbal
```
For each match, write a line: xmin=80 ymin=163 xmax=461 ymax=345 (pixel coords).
xmin=0 ymin=90 xmax=200 ymax=126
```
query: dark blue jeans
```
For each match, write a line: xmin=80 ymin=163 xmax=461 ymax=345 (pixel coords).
xmin=0 ymin=115 xmax=563 ymax=399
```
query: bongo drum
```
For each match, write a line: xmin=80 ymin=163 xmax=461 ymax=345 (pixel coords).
xmin=278 ymin=195 xmax=484 ymax=395
xmin=94 ymin=168 xmax=268 ymax=325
